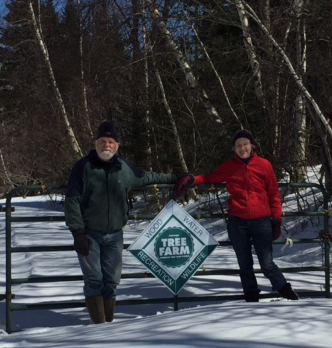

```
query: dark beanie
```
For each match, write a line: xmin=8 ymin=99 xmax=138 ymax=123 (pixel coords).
xmin=232 ymin=129 xmax=255 ymax=145
xmin=96 ymin=121 xmax=120 ymax=142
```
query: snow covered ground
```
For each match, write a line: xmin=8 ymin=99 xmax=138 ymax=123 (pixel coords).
xmin=0 ymin=167 xmax=331 ymax=347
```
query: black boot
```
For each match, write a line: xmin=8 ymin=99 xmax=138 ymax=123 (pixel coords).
xmin=279 ymin=283 xmax=299 ymax=300
xmin=244 ymin=290 xmax=260 ymax=302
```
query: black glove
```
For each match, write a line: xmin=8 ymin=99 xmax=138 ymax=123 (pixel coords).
xmin=172 ymin=174 xmax=195 ymax=200
xmin=72 ymin=230 xmax=90 ymax=256
xmin=271 ymin=219 xmax=282 ymax=241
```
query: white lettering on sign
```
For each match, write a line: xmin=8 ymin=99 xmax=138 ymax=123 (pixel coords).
xmin=180 ymin=251 xmax=207 ymax=279
xmin=144 ymin=219 xmax=163 ymax=238
xmin=183 ymin=216 xmax=203 ymax=236
xmin=159 ymin=237 xmax=189 ymax=257
xmin=159 ymin=246 xmax=190 ymax=257
xmin=137 ymin=251 xmax=174 ymax=285
xmin=160 ymin=238 xmax=187 ymax=247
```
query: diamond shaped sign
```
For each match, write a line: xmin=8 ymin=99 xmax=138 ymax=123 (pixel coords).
xmin=128 ymin=200 xmax=218 ymax=294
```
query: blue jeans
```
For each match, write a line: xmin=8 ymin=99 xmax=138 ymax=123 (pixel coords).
xmin=227 ymin=215 xmax=286 ymax=294
xmin=77 ymin=229 xmax=123 ymax=299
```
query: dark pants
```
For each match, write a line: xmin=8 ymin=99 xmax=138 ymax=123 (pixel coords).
xmin=227 ymin=215 xmax=286 ymax=294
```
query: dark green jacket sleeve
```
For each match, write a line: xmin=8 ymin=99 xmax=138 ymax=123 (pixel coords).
xmin=65 ymin=159 xmax=86 ymax=232
xmin=121 ymin=158 xmax=176 ymax=188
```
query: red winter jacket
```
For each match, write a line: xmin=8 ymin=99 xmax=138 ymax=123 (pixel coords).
xmin=194 ymin=153 xmax=281 ymax=220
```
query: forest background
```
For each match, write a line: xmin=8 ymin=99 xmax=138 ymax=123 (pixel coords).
xmin=0 ymin=0 xmax=332 ymax=197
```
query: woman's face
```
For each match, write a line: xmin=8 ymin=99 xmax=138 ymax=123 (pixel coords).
xmin=234 ymin=137 xmax=252 ymax=159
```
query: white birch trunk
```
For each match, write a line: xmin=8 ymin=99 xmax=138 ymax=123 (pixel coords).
xmin=235 ymin=0 xmax=266 ymax=108
xmin=142 ymin=1 xmax=153 ymax=171
xmin=229 ymin=0 xmax=332 ymax=140
xmin=294 ymin=0 xmax=306 ymax=181
xmin=259 ymin=0 xmax=270 ymax=30
xmin=0 ymin=87 xmax=13 ymax=188
xmin=0 ymin=148 xmax=14 ymax=188
xmin=150 ymin=46 xmax=189 ymax=173
xmin=28 ymin=0 xmax=83 ymax=158
xmin=145 ymin=0 xmax=222 ymax=124
xmin=77 ymin=0 xmax=93 ymax=139
xmin=308 ymin=107 xmax=332 ymax=186
xmin=185 ymin=11 xmax=243 ymax=127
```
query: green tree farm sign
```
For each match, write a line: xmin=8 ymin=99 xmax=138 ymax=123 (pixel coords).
xmin=128 ymin=200 xmax=218 ymax=294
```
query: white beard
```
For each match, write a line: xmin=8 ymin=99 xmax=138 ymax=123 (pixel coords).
xmin=97 ymin=150 xmax=116 ymax=162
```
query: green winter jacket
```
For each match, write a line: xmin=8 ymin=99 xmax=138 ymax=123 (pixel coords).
xmin=65 ymin=150 xmax=176 ymax=234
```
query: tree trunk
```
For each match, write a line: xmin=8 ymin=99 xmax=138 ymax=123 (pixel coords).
xmin=235 ymin=0 xmax=266 ymax=109
xmin=308 ymin=107 xmax=332 ymax=197
xmin=0 ymin=148 xmax=13 ymax=189
xmin=293 ymin=0 xmax=307 ymax=182
xmin=142 ymin=0 xmax=153 ymax=171
xmin=150 ymin=46 xmax=189 ymax=173
xmin=78 ymin=0 xmax=93 ymax=140
xmin=230 ymin=0 xmax=332 ymax=141
xmin=185 ymin=11 xmax=243 ymax=128
xmin=146 ymin=0 xmax=222 ymax=125
xmin=28 ymin=0 xmax=83 ymax=159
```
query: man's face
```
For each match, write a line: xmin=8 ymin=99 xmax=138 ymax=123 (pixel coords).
xmin=234 ymin=137 xmax=252 ymax=159
xmin=95 ymin=137 xmax=119 ymax=161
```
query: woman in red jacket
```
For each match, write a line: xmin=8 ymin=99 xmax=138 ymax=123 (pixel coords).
xmin=173 ymin=129 xmax=298 ymax=302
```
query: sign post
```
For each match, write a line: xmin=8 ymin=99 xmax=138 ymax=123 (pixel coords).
xmin=128 ymin=200 xmax=218 ymax=294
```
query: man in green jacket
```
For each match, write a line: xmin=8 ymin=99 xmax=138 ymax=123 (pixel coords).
xmin=65 ymin=121 xmax=186 ymax=324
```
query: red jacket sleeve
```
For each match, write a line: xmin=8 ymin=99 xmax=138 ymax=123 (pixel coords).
xmin=194 ymin=161 xmax=229 ymax=185
xmin=265 ymin=161 xmax=282 ymax=220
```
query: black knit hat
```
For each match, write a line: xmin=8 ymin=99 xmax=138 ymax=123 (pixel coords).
xmin=232 ymin=129 xmax=255 ymax=145
xmin=96 ymin=121 xmax=120 ymax=142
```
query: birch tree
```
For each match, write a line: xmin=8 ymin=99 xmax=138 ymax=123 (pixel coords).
xmin=142 ymin=0 xmax=153 ymax=170
xmin=0 ymin=67 xmax=13 ymax=189
xmin=28 ymin=0 xmax=83 ymax=158
xmin=150 ymin=45 xmax=189 ymax=174
xmin=0 ymin=115 xmax=14 ymax=190
xmin=227 ymin=0 xmax=332 ymax=189
xmin=145 ymin=0 xmax=222 ymax=125
xmin=125 ymin=0 xmax=153 ymax=168
xmin=293 ymin=0 xmax=307 ymax=182
xmin=183 ymin=6 xmax=243 ymax=128
xmin=0 ymin=148 xmax=13 ymax=190
xmin=227 ymin=0 xmax=332 ymax=139
xmin=233 ymin=0 xmax=266 ymax=110
xmin=77 ymin=0 xmax=93 ymax=139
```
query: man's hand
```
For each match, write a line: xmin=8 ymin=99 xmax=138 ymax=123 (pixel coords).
xmin=172 ymin=174 xmax=195 ymax=200
xmin=271 ymin=219 xmax=282 ymax=241
xmin=72 ymin=230 xmax=90 ymax=256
